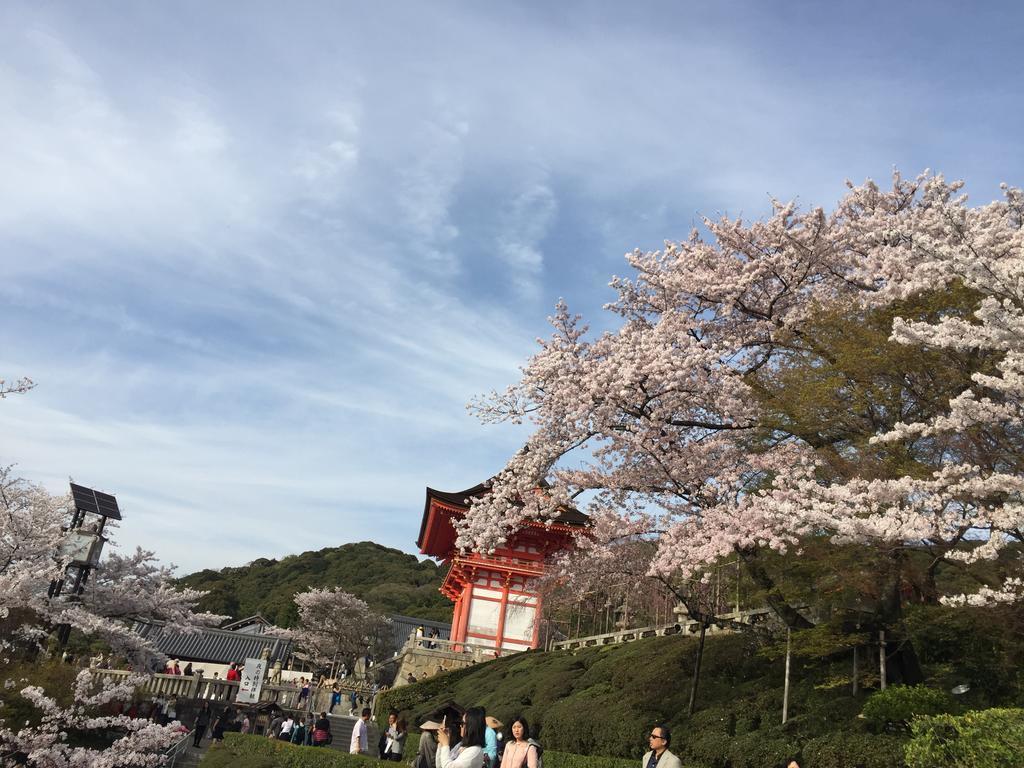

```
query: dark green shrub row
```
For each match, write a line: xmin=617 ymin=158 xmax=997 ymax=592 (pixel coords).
xmin=861 ymin=685 xmax=954 ymax=731
xmin=204 ymin=733 xmax=394 ymax=768
xmin=203 ymin=732 xmax=635 ymax=768
xmin=904 ymin=707 xmax=1024 ymax=768
xmin=545 ymin=749 xmax=635 ymax=768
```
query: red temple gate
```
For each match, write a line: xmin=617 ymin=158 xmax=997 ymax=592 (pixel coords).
xmin=416 ymin=483 xmax=587 ymax=652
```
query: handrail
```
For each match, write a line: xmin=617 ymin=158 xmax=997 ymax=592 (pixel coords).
xmin=162 ymin=727 xmax=194 ymax=768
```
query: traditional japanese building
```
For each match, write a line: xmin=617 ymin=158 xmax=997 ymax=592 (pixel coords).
xmin=417 ymin=482 xmax=587 ymax=653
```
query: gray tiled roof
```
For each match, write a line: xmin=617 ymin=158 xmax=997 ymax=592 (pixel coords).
xmin=132 ymin=620 xmax=292 ymax=665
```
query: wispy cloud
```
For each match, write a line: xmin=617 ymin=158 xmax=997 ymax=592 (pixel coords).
xmin=2 ymin=0 xmax=1023 ymax=572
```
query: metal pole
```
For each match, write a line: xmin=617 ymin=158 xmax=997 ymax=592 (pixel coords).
xmin=735 ymin=559 xmax=741 ymax=614
xmin=879 ymin=630 xmax=887 ymax=690
xmin=852 ymin=645 xmax=859 ymax=696
xmin=782 ymin=628 xmax=792 ymax=724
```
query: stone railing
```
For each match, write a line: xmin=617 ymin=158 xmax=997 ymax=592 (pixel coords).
xmin=549 ymin=607 xmax=776 ymax=651
xmin=400 ymin=633 xmax=515 ymax=661
xmin=90 ymin=670 xmax=308 ymax=709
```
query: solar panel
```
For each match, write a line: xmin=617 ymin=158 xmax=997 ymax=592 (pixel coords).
xmin=69 ymin=483 xmax=123 ymax=520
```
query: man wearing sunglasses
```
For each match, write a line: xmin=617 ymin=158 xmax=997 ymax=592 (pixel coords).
xmin=642 ymin=725 xmax=681 ymax=768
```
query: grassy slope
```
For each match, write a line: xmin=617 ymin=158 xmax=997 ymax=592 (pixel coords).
xmin=378 ymin=605 xmax=1024 ymax=768
xmin=177 ymin=541 xmax=450 ymax=626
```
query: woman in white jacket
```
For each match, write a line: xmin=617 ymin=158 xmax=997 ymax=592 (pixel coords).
xmin=437 ymin=707 xmax=487 ymax=768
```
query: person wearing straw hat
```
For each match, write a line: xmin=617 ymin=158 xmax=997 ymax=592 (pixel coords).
xmin=414 ymin=716 xmax=442 ymax=768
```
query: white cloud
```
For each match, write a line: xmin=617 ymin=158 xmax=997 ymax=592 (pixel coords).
xmin=497 ymin=173 xmax=559 ymax=301
xmin=2 ymin=0 xmax=1022 ymax=576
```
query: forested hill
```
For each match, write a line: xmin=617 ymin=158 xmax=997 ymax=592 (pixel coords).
xmin=177 ymin=541 xmax=450 ymax=627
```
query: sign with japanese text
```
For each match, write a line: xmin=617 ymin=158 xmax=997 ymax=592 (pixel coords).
xmin=235 ymin=657 xmax=266 ymax=704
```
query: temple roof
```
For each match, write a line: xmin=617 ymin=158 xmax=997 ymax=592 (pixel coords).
xmin=131 ymin=620 xmax=292 ymax=665
xmin=417 ymin=480 xmax=588 ymax=558
xmin=220 ymin=614 xmax=273 ymax=634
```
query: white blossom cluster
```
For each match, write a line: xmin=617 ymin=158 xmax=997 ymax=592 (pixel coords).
xmin=463 ymin=172 xmax=1024 ymax=608
xmin=268 ymin=586 xmax=388 ymax=667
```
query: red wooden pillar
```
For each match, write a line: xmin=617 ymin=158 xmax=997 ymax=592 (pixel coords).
xmin=456 ymin=585 xmax=471 ymax=649
xmin=494 ymin=577 xmax=511 ymax=655
xmin=450 ymin=592 xmax=465 ymax=644
xmin=530 ymin=594 xmax=543 ymax=649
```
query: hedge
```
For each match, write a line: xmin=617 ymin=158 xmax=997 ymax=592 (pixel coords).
xmin=202 ymin=733 xmax=395 ymax=768
xmin=801 ymin=732 xmax=906 ymax=768
xmin=202 ymin=733 xmax=635 ymax=768
xmin=861 ymin=686 xmax=953 ymax=731
xmin=904 ymin=707 xmax=1024 ymax=768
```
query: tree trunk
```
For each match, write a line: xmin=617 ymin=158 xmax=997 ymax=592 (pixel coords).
xmin=852 ymin=645 xmax=859 ymax=697
xmin=782 ymin=628 xmax=792 ymax=724
xmin=877 ymin=550 xmax=925 ymax=685
xmin=921 ymin=559 xmax=940 ymax=605
xmin=738 ymin=549 xmax=814 ymax=629
xmin=687 ymin=622 xmax=707 ymax=715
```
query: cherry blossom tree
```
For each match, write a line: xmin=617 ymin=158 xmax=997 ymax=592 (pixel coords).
xmin=0 ymin=376 xmax=34 ymax=399
xmin=274 ymin=587 xmax=389 ymax=678
xmin=0 ymin=467 xmax=224 ymax=766
xmin=463 ymin=173 xmax=1024 ymax=671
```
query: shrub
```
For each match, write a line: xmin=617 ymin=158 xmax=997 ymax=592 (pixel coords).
xmin=210 ymin=733 xmax=395 ymax=768
xmin=904 ymin=707 xmax=1024 ymax=768
xmin=545 ymin=750 xmax=634 ymax=768
xmin=208 ymin=733 xmax=633 ymax=768
xmin=676 ymin=729 xmax=731 ymax=768
xmin=861 ymin=685 xmax=953 ymax=730
xmin=802 ymin=732 xmax=906 ymax=768
xmin=724 ymin=733 xmax=798 ymax=768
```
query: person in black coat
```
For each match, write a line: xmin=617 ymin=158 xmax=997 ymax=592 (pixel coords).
xmin=193 ymin=702 xmax=212 ymax=747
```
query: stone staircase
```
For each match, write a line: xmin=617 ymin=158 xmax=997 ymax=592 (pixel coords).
xmin=323 ymin=714 xmax=380 ymax=755
xmin=166 ymin=741 xmax=206 ymax=768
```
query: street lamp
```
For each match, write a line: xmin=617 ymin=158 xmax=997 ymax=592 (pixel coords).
xmin=50 ymin=483 xmax=122 ymax=648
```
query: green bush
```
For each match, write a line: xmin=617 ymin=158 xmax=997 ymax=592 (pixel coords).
xmin=205 ymin=733 xmax=633 ymax=768
xmin=802 ymin=732 xmax=906 ymax=768
xmin=545 ymin=750 xmax=634 ymax=768
xmin=205 ymin=733 xmax=395 ymax=768
xmin=677 ymin=729 xmax=731 ymax=768
xmin=724 ymin=733 xmax=797 ymax=768
xmin=0 ymin=661 xmax=78 ymax=729
xmin=904 ymin=707 xmax=1024 ymax=768
xmin=861 ymin=685 xmax=953 ymax=730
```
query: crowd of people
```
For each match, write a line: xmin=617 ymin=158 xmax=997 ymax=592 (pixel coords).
xmin=405 ymin=705 xmax=532 ymax=768
xmin=399 ymin=709 xmax=804 ymax=768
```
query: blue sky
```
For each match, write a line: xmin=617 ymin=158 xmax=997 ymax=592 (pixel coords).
xmin=2 ymin=1 xmax=1023 ymax=573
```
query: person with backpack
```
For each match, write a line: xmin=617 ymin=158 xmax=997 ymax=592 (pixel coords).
xmin=500 ymin=716 xmax=541 ymax=768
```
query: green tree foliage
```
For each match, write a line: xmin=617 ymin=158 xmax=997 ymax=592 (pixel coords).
xmin=905 ymin=708 xmax=1024 ymax=768
xmin=176 ymin=542 xmax=449 ymax=626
